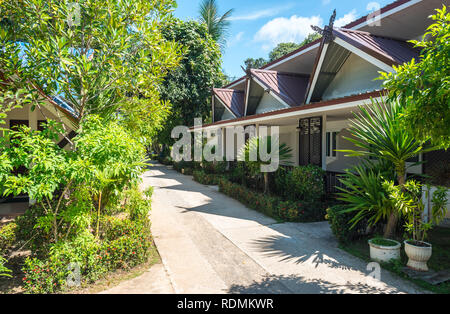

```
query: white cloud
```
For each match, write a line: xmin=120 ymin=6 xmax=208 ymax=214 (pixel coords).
xmin=230 ymin=4 xmax=295 ymax=21
xmin=227 ymin=31 xmax=245 ymax=47
xmin=334 ymin=9 xmax=357 ymax=27
xmin=253 ymin=15 xmax=323 ymax=50
xmin=253 ymin=9 xmax=358 ymax=51
xmin=322 ymin=0 xmax=331 ymax=5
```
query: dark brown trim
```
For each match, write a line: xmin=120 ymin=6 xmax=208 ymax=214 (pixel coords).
xmin=343 ymin=0 xmax=413 ymax=29
xmin=192 ymin=90 xmax=387 ymax=129
xmin=57 ymin=130 xmax=77 ymax=149
xmin=261 ymin=39 xmax=322 ymax=70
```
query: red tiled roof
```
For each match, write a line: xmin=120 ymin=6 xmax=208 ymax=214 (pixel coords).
xmin=213 ymin=88 xmax=245 ymax=117
xmin=249 ymin=69 xmax=309 ymax=107
xmin=333 ymin=28 xmax=420 ymax=66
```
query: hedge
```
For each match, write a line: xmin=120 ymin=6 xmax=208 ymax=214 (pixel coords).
xmin=193 ymin=170 xmax=222 ymax=185
xmin=219 ymin=178 xmax=326 ymax=222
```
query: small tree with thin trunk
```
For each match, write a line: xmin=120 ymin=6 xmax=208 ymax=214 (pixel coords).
xmin=340 ymin=98 xmax=436 ymax=238
xmin=238 ymin=136 xmax=292 ymax=193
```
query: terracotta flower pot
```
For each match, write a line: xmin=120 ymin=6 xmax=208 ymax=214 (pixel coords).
xmin=404 ymin=240 xmax=432 ymax=272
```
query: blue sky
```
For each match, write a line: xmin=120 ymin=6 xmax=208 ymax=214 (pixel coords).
xmin=174 ymin=0 xmax=393 ymax=80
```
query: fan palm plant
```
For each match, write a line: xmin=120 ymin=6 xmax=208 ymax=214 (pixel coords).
xmin=238 ymin=136 xmax=292 ymax=193
xmin=340 ymin=98 xmax=436 ymax=237
xmin=198 ymin=0 xmax=234 ymax=49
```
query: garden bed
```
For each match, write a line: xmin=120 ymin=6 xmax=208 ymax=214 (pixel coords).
xmin=340 ymin=226 xmax=450 ymax=294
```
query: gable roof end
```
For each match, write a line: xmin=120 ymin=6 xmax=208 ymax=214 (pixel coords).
xmin=333 ymin=28 xmax=420 ymax=67
xmin=213 ymin=88 xmax=245 ymax=118
xmin=249 ymin=69 xmax=309 ymax=107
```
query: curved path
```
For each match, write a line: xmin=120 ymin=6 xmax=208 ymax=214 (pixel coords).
xmin=105 ymin=163 xmax=424 ymax=294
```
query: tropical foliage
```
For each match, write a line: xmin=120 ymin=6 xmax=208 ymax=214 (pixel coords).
xmin=244 ymin=33 xmax=321 ymax=69
xmin=380 ymin=5 xmax=450 ymax=148
xmin=0 ymin=0 xmax=182 ymax=143
xmin=198 ymin=0 xmax=234 ymax=49
xmin=386 ymin=181 xmax=447 ymax=243
xmin=340 ymin=98 xmax=433 ymax=237
xmin=238 ymin=136 xmax=293 ymax=193
xmin=157 ymin=19 xmax=225 ymax=145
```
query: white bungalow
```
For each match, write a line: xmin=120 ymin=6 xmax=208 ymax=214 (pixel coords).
xmin=199 ymin=0 xmax=449 ymax=196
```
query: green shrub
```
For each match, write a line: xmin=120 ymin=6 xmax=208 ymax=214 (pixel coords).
xmin=122 ymin=185 xmax=152 ymax=222
xmin=219 ymin=178 xmax=325 ymax=222
xmin=287 ymin=165 xmax=325 ymax=202
xmin=228 ymin=162 xmax=246 ymax=185
xmin=22 ymin=232 xmax=106 ymax=294
xmin=193 ymin=170 xmax=221 ymax=185
xmin=326 ymin=205 xmax=373 ymax=244
xmin=0 ymin=256 xmax=11 ymax=278
xmin=22 ymin=216 xmax=153 ymax=294
xmin=202 ymin=161 xmax=227 ymax=174
xmin=273 ymin=167 xmax=289 ymax=198
xmin=0 ymin=222 xmax=17 ymax=255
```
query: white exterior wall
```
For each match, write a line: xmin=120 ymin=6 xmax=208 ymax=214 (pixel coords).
xmin=220 ymin=108 xmax=235 ymax=121
xmin=322 ymin=53 xmax=383 ymax=101
xmin=325 ymin=119 xmax=422 ymax=174
xmin=255 ymin=92 xmax=286 ymax=115
xmin=3 ymin=104 xmax=74 ymax=149
xmin=279 ymin=125 xmax=298 ymax=166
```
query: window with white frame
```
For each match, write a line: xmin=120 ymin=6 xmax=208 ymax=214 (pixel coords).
xmin=326 ymin=131 xmax=338 ymax=157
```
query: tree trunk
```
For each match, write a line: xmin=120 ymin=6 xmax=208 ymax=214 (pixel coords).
xmin=264 ymin=172 xmax=269 ymax=193
xmin=384 ymin=173 xmax=405 ymax=238
xmin=384 ymin=212 xmax=398 ymax=238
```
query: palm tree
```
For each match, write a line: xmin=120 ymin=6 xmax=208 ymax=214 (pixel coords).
xmin=198 ymin=0 xmax=234 ymax=48
xmin=238 ymin=136 xmax=293 ymax=193
xmin=340 ymin=98 xmax=436 ymax=237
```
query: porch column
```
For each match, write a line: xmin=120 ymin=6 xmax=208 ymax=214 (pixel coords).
xmin=321 ymin=114 xmax=327 ymax=171
xmin=220 ymin=127 xmax=226 ymax=160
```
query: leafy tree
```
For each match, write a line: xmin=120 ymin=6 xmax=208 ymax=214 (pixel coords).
xmin=340 ymin=98 xmax=435 ymax=238
xmin=243 ymin=32 xmax=321 ymax=69
xmin=157 ymin=19 xmax=225 ymax=145
xmin=0 ymin=0 xmax=182 ymax=142
xmin=198 ymin=0 xmax=234 ymax=49
xmin=299 ymin=32 xmax=322 ymax=47
xmin=244 ymin=58 xmax=267 ymax=70
xmin=269 ymin=43 xmax=301 ymax=62
xmin=380 ymin=5 xmax=450 ymax=148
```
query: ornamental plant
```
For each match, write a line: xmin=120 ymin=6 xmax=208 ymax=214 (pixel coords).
xmin=386 ymin=180 xmax=448 ymax=244
xmin=340 ymin=98 xmax=435 ymax=238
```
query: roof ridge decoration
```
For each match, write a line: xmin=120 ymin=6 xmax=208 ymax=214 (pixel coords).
xmin=311 ymin=9 xmax=336 ymax=43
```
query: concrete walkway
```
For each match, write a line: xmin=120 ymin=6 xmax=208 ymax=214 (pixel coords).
xmin=108 ymin=163 xmax=425 ymax=294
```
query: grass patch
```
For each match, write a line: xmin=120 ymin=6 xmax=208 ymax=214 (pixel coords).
xmin=370 ymin=238 xmax=399 ymax=246
xmin=341 ymin=227 xmax=450 ymax=294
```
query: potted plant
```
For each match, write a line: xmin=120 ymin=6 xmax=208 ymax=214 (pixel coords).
xmin=388 ymin=181 xmax=448 ymax=271
xmin=368 ymin=237 xmax=401 ymax=263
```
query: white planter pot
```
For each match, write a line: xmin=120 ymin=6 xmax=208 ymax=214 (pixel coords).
xmin=404 ymin=240 xmax=432 ymax=272
xmin=368 ymin=239 xmax=401 ymax=263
